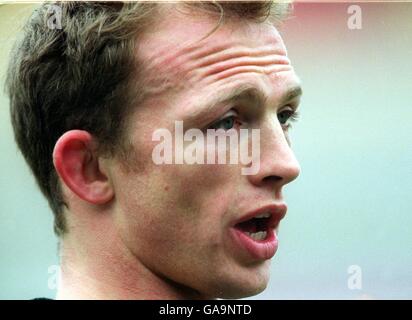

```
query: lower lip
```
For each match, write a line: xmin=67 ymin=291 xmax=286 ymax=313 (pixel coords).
xmin=229 ymin=227 xmax=278 ymax=260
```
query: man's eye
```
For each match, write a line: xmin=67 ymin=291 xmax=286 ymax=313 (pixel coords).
xmin=277 ymin=108 xmax=300 ymax=128
xmin=209 ymin=115 xmax=241 ymax=131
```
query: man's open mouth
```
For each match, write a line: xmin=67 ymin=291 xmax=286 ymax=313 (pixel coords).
xmin=229 ymin=204 xmax=287 ymax=260
xmin=234 ymin=212 xmax=272 ymax=241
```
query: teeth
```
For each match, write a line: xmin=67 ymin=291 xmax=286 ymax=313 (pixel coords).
xmin=255 ymin=212 xmax=271 ymax=219
xmin=245 ymin=231 xmax=267 ymax=241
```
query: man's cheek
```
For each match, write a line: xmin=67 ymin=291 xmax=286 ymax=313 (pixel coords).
xmin=171 ymin=162 xmax=236 ymax=192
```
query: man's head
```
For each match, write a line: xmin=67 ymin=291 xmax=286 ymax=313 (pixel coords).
xmin=6 ymin=1 xmax=301 ymax=299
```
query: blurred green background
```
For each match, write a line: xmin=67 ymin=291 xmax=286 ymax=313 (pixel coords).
xmin=0 ymin=2 xmax=411 ymax=299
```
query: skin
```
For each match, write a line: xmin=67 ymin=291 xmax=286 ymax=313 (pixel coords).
xmin=54 ymin=7 xmax=301 ymax=299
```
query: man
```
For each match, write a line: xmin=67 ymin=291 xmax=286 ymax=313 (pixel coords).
xmin=6 ymin=1 xmax=302 ymax=299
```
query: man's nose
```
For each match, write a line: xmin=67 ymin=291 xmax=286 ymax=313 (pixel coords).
xmin=247 ymin=118 xmax=301 ymax=189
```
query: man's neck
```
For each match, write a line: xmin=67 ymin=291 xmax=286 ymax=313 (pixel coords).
xmin=56 ymin=228 xmax=205 ymax=300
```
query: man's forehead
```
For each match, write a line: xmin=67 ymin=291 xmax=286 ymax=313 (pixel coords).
xmin=137 ymin=10 xmax=288 ymax=97
xmin=139 ymin=19 xmax=285 ymax=57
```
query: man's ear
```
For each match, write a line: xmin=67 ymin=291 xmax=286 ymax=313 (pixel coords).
xmin=53 ymin=130 xmax=114 ymax=205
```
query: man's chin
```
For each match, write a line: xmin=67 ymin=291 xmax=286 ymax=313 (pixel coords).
xmin=204 ymin=268 xmax=271 ymax=299
xmin=212 ymin=281 xmax=268 ymax=299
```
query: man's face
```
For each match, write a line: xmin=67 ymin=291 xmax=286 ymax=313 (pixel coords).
xmin=109 ymin=9 xmax=301 ymax=298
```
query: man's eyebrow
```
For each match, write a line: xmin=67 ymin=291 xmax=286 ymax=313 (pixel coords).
xmin=280 ymin=85 xmax=303 ymax=106
xmin=187 ymin=83 xmax=303 ymax=123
